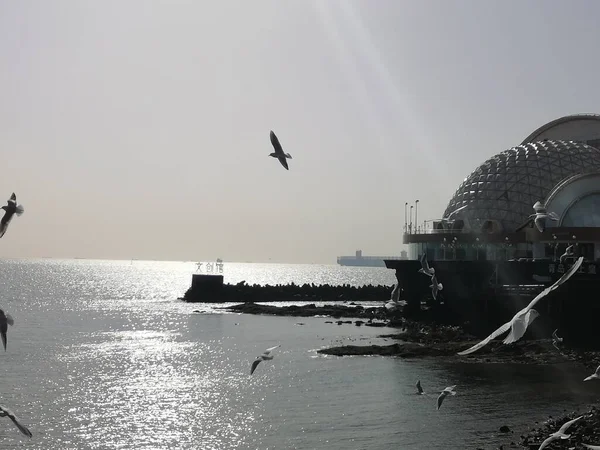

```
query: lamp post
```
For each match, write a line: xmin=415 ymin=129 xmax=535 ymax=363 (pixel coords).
xmin=415 ymin=200 xmax=419 ymax=233
xmin=404 ymin=202 xmax=408 ymax=233
xmin=409 ymin=205 xmax=414 ymax=234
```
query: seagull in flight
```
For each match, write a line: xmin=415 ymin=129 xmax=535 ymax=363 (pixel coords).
xmin=437 ymin=385 xmax=457 ymax=410
xmin=584 ymin=444 xmax=600 ymax=449
xmin=552 ymin=329 xmax=563 ymax=351
xmin=0 ymin=310 xmax=14 ymax=351
xmin=418 ymin=253 xmax=435 ymax=277
xmin=416 ymin=380 xmax=424 ymax=395
xmin=529 ymin=201 xmax=559 ymax=232
xmin=536 ymin=415 xmax=582 ymax=449
xmin=0 ymin=193 xmax=24 ymax=239
xmin=0 ymin=405 xmax=32 ymax=438
xmin=584 ymin=364 xmax=600 ymax=381
xmin=440 ymin=204 xmax=468 ymax=229
xmin=559 ymin=245 xmax=574 ymax=264
xmin=385 ymin=283 xmax=406 ymax=310
xmin=457 ymin=257 xmax=583 ymax=356
xmin=250 ymin=345 xmax=280 ymax=375
xmin=269 ymin=131 xmax=292 ymax=170
xmin=430 ymin=275 xmax=443 ymax=300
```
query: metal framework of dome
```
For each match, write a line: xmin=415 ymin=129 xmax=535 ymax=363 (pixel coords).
xmin=442 ymin=140 xmax=600 ymax=232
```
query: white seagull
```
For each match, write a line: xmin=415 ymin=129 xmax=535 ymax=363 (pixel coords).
xmin=385 ymin=283 xmax=407 ymax=310
xmin=430 ymin=275 xmax=443 ymax=300
xmin=559 ymin=245 xmax=574 ymax=264
xmin=0 ymin=193 xmax=24 ymax=239
xmin=457 ymin=257 xmax=583 ymax=356
xmin=269 ymin=131 xmax=292 ymax=170
xmin=529 ymin=202 xmax=559 ymax=232
xmin=0 ymin=309 xmax=14 ymax=351
xmin=536 ymin=415 xmax=582 ymax=450
xmin=437 ymin=385 xmax=457 ymax=410
xmin=416 ymin=380 xmax=424 ymax=395
xmin=584 ymin=444 xmax=600 ymax=449
xmin=250 ymin=345 xmax=280 ymax=375
xmin=418 ymin=253 xmax=435 ymax=277
xmin=440 ymin=204 xmax=468 ymax=229
xmin=552 ymin=329 xmax=563 ymax=351
xmin=584 ymin=364 xmax=600 ymax=381
xmin=0 ymin=405 xmax=32 ymax=438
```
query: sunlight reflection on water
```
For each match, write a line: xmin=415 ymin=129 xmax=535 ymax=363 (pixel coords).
xmin=0 ymin=259 xmax=599 ymax=449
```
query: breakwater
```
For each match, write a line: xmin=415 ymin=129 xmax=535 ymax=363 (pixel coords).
xmin=180 ymin=274 xmax=392 ymax=303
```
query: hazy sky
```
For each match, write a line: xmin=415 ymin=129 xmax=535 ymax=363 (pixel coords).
xmin=2 ymin=0 xmax=600 ymax=263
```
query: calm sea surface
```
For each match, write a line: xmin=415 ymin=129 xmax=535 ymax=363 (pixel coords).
xmin=0 ymin=259 xmax=598 ymax=449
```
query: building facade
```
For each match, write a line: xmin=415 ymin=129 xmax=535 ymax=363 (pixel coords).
xmin=404 ymin=114 xmax=600 ymax=267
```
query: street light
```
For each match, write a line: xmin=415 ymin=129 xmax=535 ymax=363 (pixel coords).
xmin=415 ymin=200 xmax=420 ymax=233
xmin=409 ymin=205 xmax=414 ymax=234
xmin=404 ymin=202 xmax=408 ymax=233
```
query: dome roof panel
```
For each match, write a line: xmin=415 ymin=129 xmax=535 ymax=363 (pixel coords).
xmin=443 ymin=140 xmax=600 ymax=231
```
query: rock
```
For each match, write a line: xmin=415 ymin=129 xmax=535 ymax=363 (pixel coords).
xmin=499 ymin=425 xmax=511 ymax=433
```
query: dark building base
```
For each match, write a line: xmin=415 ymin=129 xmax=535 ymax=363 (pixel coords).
xmin=385 ymin=259 xmax=600 ymax=347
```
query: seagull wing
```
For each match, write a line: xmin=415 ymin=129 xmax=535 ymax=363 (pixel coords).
xmin=557 ymin=415 xmax=583 ymax=435
xmin=391 ymin=283 xmax=401 ymax=302
xmin=420 ymin=254 xmax=431 ymax=273
xmin=436 ymin=392 xmax=447 ymax=410
xmin=522 ymin=257 xmax=583 ymax=313
xmin=552 ymin=329 xmax=559 ymax=340
xmin=250 ymin=359 xmax=262 ymax=375
xmin=5 ymin=314 xmax=14 ymax=326
xmin=263 ymin=345 xmax=280 ymax=355
xmin=0 ymin=405 xmax=32 ymax=438
xmin=595 ymin=364 xmax=600 ymax=376
xmin=7 ymin=193 xmax=16 ymax=205
xmin=547 ymin=211 xmax=560 ymax=221
xmin=538 ymin=435 xmax=556 ymax=450
xmin=278 ymin=157 xmax=289 ymax=170
xmin=583 ymin=444 xmax=600 ymax=449
xmin=416 ymin=380 xmax=423 ymax=394
xmin=269 ymin=131 xmax=284 ymax=156
xmin=457 ymin=321 xmax=512 ymax=355
xmin=443 ymin=204 xmax=468 ymax=220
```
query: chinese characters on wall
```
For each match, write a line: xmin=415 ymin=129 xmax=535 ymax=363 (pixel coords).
xmin=548 ymin=262 xmax=596 ymax=275
xmin=196 ymin=260 xmax=224 ymax=274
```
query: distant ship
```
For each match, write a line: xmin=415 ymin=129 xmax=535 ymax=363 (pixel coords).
xmin=337 ymin=250 xmax=408 ymax=267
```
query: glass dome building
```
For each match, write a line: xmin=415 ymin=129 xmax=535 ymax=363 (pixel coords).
xmin=404 ymin=114 xmax=600 ymax=262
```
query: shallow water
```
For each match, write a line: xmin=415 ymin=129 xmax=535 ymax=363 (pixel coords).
xmin=0 ymin=259 xmax=598 ymax=449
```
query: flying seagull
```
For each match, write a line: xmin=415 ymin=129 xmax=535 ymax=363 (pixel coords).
xmin=552 ymin=329 xmax=563 ymax=351
xmin=584 ymin=364 xmax=600 ymax=381
xmin=0 ymin=193 xmax=24 ymax=239
xmin=416 ymin=380 xmax=424 ymax=395
xmin=529 ymin=202 xmax=559 ymax=232
xmin=560 ymin=245 xmax=574 ymax=264
xmin=430 ymin=275 xmax=443 ymax=300
xmin=437 ymin=385 xmax=457 ymax=410
xmin=0 ymin=405 xmax=32 ymax=438
xmin=0 ymin=310 xmax=14 ymax=351
xmin=584 ymin=444 xmax=600 ymax=449
xmin=536 ymin=415 xmax=582 ymax=450
xmin=418 ymin=253 xmax=435 ymax=277
xmin=440 ymin=204 xmax=468 ymax=229
xmin=385 ymin=283 xmax=407 ymax=310
xmin=250 ymin=345 xmax=280 ymax=375
xmin=269 ymin=131 xmax=292 ymax=170
xmin=457 ymin=257 xmax=583 ymax=356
